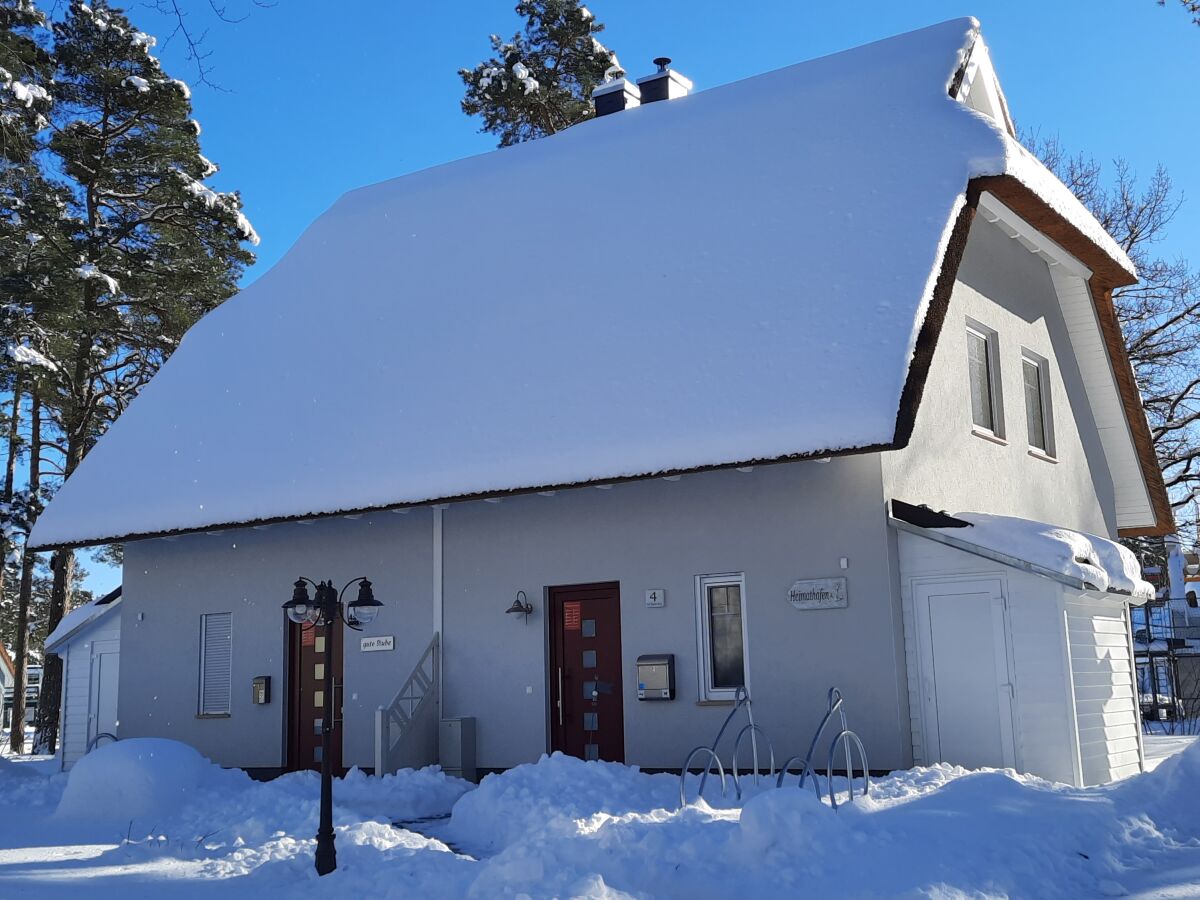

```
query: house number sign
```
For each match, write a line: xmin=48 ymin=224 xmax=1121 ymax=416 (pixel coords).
xmin=788 ymin=578 xmax=848 ymax=610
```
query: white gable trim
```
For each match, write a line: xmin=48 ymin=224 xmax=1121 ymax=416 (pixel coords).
xmin=976 ymin=192 xmax=1156 ymax=533
xmin=957 ymin=40 xmax=1016 ymax=136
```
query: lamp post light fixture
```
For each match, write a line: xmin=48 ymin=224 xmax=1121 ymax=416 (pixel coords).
xmin=282 ymin=576 xmax=382 ymax=876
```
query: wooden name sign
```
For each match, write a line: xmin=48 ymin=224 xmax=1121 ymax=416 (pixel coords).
xmin=788 ymin=578 xmax=848 ymax=610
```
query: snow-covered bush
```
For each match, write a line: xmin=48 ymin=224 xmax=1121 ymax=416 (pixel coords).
xmin=55 ymin=738 xmax=242 ymax=822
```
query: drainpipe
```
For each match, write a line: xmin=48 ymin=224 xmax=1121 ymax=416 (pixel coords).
xmin=433 ymin=506 xmax=445 ymax=706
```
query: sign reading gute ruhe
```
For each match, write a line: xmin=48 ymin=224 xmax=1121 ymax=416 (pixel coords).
xmin=788 ymin=577 xmax=848 ymax=610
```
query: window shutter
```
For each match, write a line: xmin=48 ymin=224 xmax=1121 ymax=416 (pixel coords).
xmin=199 ymin=613 xmax=232 ymax=715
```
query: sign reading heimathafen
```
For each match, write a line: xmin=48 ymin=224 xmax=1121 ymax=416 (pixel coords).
xmin=788 ymin=577 xmax=848 ymax=610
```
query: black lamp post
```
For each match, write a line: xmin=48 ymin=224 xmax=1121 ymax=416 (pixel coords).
xmin=283 ymin=576 xmax=382 ymax=877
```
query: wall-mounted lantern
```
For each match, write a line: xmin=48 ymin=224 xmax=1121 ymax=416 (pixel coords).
xmin=506 ymin=590 xmax=534 ymax=624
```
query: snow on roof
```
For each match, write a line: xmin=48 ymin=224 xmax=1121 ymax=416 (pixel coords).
xmin=952 ymin=513 xmax=1154 ymax=600
xmin=44 ymin=589 xmax=121 ymax=653
xmin=28 ymin=19 xmax=1135 ymax=548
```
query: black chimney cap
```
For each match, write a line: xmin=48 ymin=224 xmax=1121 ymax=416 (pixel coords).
xmin=653 ymin=57 xmax=672 ymax=72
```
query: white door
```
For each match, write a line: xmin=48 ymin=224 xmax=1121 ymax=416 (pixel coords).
xmin=89 ymin=641 xmax=120 ymax=748
xmin=915 ymin=579 xmax=1016 ymax=770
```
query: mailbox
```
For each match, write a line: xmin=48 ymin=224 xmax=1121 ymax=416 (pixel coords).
xmin=636 ymin=654 xmax=675 ymax=700
xmin=252 ymin=675 xmax=271 ymax=705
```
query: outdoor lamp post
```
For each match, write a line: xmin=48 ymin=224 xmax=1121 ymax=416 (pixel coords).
xmin=282 ymin=576 xmax=382 ymax=876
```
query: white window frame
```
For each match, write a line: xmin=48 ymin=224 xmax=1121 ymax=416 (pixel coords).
xmin=694 ymin=572 xmax=751 ymax=702
xmin=1021 ymin=349 xmax=1056 ymax=458
xmin=198 ymin=612 xmax=233 ymax=717
xmin=966 ymin=318 xmax=1005 ymax=440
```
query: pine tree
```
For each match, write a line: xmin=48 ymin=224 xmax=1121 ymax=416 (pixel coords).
xmin=0 ymin=0 xmax=51 ymax=162
xmin=1 ymin=0 xmax=55 ymax=751
xmin=460 ymin=1 xmax=623 ymax=146
xmin=25 ymin=0 xmax=258 ymax=752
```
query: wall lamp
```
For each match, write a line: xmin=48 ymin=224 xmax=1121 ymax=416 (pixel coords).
xmin=506 ymin=590 xmax=534 ymax=624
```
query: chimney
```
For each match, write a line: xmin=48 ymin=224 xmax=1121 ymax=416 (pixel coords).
xmin=593 ymin=77 xmax=641 ymax=118
xmin=636 ymin=57 xmax=692 ymax=104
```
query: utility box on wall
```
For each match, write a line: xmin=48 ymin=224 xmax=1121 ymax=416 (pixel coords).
xmin=251 ymin=676 xmax=271 ymax=705
xmin=440 ymin=716 xmax=477 ymax=782
xmin=636 ymin=654 xmax=675 ymax=700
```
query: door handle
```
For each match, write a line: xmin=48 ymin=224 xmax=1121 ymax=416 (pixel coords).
xmin=557 ymin=667 xmax=564 ymax=726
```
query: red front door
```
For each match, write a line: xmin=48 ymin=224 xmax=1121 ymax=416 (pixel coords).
xmin=287 ymin=620 xmax=344 ymax=772
xmin=549 ymin=582 xmax=625 ymax=762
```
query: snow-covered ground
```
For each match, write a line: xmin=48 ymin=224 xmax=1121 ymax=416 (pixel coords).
xmin=0 ymin=737 xmax=1198 ymax=898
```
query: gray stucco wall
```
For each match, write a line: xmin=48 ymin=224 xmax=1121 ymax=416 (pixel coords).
xmin=119 ymin=512 xmax=433 ymax=769
xmin=441 ymin=455 xmax=908 ymax=771
xmin=118 ymin=456 xmax=913 ymax=772
xmin=881 ymin=215 xmax=1117 ymax=537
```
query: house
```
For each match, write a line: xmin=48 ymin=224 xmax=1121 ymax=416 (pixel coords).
xmin=43 ymin=586 xmax=122 ymax=770
xmin=28 ymin=18 xmax=1171 ymax=786
xmin=0 ymin=643 xmax=13 ymax=730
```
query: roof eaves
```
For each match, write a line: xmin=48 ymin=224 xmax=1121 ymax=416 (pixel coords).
xmin=28 ymin=440 xmax=901 ymax=551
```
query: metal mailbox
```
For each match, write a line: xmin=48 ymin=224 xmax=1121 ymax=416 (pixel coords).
xmin=636 ymin=654 xmax=675 ymax=700
xmin=251 ymin=675 xmax=271 ymax=705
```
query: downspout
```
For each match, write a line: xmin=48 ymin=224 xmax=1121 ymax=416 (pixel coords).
xmin=433 ymin=506 xmax=445 ymax=710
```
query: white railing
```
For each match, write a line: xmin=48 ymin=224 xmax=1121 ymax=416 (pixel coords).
xmin=374 ymin=633 xmax=440 ymax=776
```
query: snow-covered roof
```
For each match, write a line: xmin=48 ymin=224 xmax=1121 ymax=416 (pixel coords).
xmin=44 ymin=588 xmax=122 ymax=653
xmin=28 ymin=19 xmax=1148 ymax=549
xmin=893 ymin=506 xmax=1154 ymax=601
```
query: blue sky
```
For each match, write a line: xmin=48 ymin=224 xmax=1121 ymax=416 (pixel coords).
xmin=79 ymin=0 xmax=1197 ymax=593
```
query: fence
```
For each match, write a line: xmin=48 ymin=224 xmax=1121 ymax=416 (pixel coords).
xmin=1132 ymin=599 xmax=1200 ymax=736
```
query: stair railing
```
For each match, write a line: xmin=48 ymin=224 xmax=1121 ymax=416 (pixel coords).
xmin=374 ymin=633 xmax=439 ymax=776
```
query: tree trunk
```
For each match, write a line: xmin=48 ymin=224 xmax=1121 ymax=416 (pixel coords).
xmin=9 ymin=386 xmax=37 ymax=755
xmin=33 ymin=549 xmax=73 ymax=754
xmin=32 ymin=419 xmax=83 ymax=755
xmin=0 ymin=380 xmax=20 ymax=606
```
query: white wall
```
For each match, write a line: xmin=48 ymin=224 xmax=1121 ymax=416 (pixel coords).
xmin=883 ymin=215 xmax=1116 ymax=537
xmin=119 ymin=455 xmax=913 ymax=773
xmin=59 ymin=608 xmax=122 ymax=770
xmin=1065 ymin=593 xmax=1143 ymax=784
xmin=897 ymin=531 xmax=1080 ymax=784
xmin=120 ymin=512 xmax=433 ymax=770
xmin=440 ymin=455 xmax=907 ymax=771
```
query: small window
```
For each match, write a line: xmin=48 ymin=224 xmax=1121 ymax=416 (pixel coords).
xmin=199 ymin=612 xmax=232 ymax=716
xmin=695 ymin=573 xmax=750 ymax=701
xmin=966 ymin=321 xmax=1003 ymax=437
xmin=1022 ymin=352 xmax=1054 ymax=456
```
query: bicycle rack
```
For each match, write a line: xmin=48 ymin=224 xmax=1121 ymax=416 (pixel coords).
xmin=777 ymin=687 xmax=871 ymax=809
xmin=85 ymin=732 xmax=118 ymax=754
xmin=679 ymin=686 xmax=774 ymax=805
xmin=678 ymin=685 xmax=871 ymax=810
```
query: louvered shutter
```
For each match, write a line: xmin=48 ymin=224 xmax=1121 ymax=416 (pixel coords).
xmin=199 ymin=613 xmax=232 ymax=715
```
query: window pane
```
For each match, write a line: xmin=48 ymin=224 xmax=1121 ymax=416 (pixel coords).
xmin=967 ymin=331 xmax=993 ymax=431
xmin=582 ymin=650 xmax=597 ymax=669
xmin=582 ymin=619 xmax=596 ymax=638
xmin=708 ymin=584 xmax=745 ymax=689
xmin=1023 ymin=359 xmax=1046 ymax=451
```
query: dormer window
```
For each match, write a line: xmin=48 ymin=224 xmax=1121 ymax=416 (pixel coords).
xmin=953 ymin=39 xmax=1016 ymax=137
